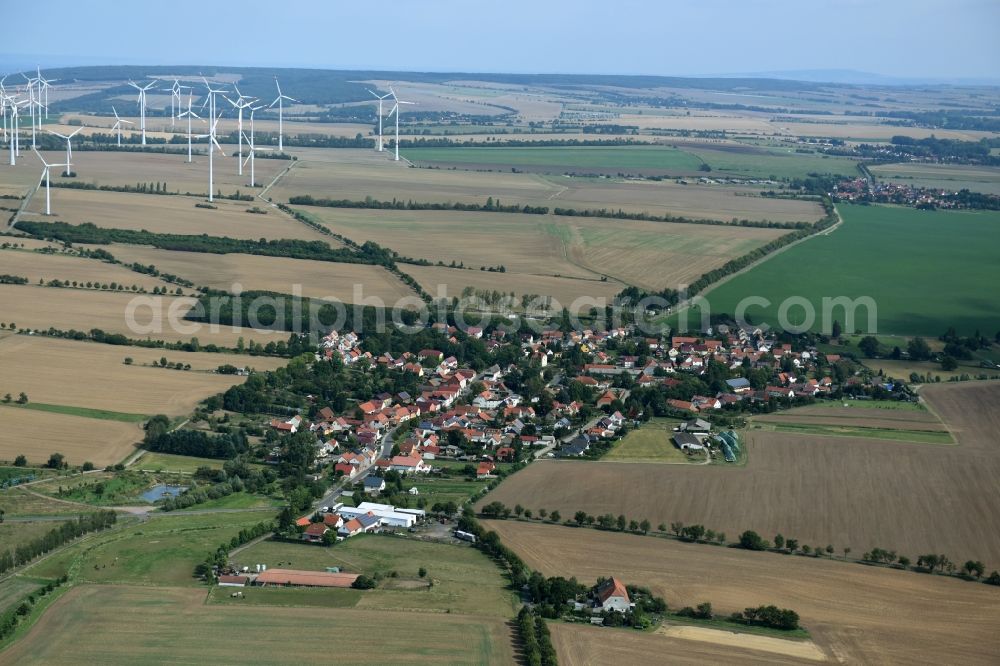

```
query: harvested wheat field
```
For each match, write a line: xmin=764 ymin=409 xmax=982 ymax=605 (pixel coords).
xmin=301 ymin=206 xmax=784 ymax=291
xmin=0 ymin=284 xmax=289 ymax=347
xmin=27 ymin=150 xmax=283 ymax=197
xmin=0 ymin=584 xmax=516 ymax=665
xmin=0 ymin=248 xmax=175 ymax=292
xmin=20 ymin=188 xmax=334 ymax=242
xmin=551 ymin=622 xmax=824 ymax=665
xmin=84 ymin=245 xmax=416 ymax=302
xmin=0 ymin=336 xmax=286 ymax=416
xmin=483 ymin=382 xmax=1000 ymax=567
xmin=486 ymin=521 xmax=1000 ymax=665
xmin=405 ymin=264 xmax=622 ymax=306
xmin=0 ymin=406 xmax=141 ymax=466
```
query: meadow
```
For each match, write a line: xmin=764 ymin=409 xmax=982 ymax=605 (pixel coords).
xmin=870 ymin=162 xmax=1000 ymax=196
xmin=236 ymin=535 xmax=518 ymax=617
xmin=0 ymin=335 xmax=287 ymax=416
xmin=0 ymin=585 xmax=516 ymax=665
xmin=86 ymin=244 xmax=417 ymax=303
xmin=486 ymin=521 xmax=1000 ymax=665
xmin=688 ymin=204 xmax=1000 ymax=336
xmin=603 ymin=418 xmax=695 ymax=463
xmin=483 ymin=381 xmax=1000 ymax=568
xmin=20 ymin=187 xmax=334 ymax=242
xmin=404 ymin=264 xmax=623 ymax=305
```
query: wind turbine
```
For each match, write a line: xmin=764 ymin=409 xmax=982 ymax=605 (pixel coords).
xmin=193 ymin=111 xmax=225 ymax=202
xmin=36 ymin=67 xmax=56 ymax=120
xmin=111 ymin=106 xmax=133 ymax=147
xmin=178 ymin=93 xmax=203 ymax=163
xmin=387 ymin=87 xmax=414 ymax=162
xmin=224 ymin=86 xmax=256 ymax=176
xmin=1 ymin=76 xmax=8 ymax=143
xmin=269 ymin=77 xmax=298 ymax=152
xmin=8 ymin=97 xmax=28 ymax=164
xmin=32 ymin=148 xmax=70 ymax=215
xmin=128 ymin=79 xmax=157 ymax=145
xmin=368 ymin=89 xmax=392 ymax=152
xmin=242 ymin=103 xmax=270 ymax=187
xmin=47 ymin=126 xmax=82 ymax=176
xmin=22 ymin=74 xmax=41 ymax=148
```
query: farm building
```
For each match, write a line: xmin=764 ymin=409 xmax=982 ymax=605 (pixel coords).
xmin=255 ymin=569 xmax=359 ymax=588
xmin=595 ymin=577 xmax=632 ymax=613
xmin=673 ymin=432 xmax=704 ymax=451
xmin=339 ymin=502 xmax=421 ymax=528
xmin=217 ymin=575 xmax=250 ymax=587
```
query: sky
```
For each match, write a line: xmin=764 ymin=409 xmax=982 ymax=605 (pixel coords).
xmin=3 ymin=0 xmax=999 ymax=82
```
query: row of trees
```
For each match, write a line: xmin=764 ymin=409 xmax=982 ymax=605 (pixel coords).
xmin=0 ymin=576 xmax=68 ymax=642
xmin=516 ymin=607 xmax=557 ymax=666
xmin=0 ymin=511 xmax=117 ymax=576
xmin=288 ymin=194 xmax=549 ymax=216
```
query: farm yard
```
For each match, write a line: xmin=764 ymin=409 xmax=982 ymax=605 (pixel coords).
xmin=690 ymin=204 xmax=1000 ymax=336
xmin=84 ymin=245 xmax=417 ymax=302
xmin=485 ymin=520 xmax=1000 ymax=666
xmin=482 ymin=381 xmax=1000 ymax=568
xmin=0 ymin=585 xmax=516 ymax=666
xmin=19 ymin=188 xmax=334 ymax=242
xmin=0 ymin=335 xmax=287 ymax=416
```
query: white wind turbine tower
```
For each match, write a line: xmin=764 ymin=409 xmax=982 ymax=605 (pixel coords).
xmin=193 ymin=111 xmax=225 ymax=202
xmin=269 ymin=77 xmax=298 ymax=152
xmin=242 ymin=103 xmax=270 ymax=187
xmin=387 ymin=87 xmax=414 ymax=162
xmin=32 ymin=148 xmax=70 ymax=215
xmin=47 ymin=126 xmax=82 ymax=176
xmin=128 ymin=79 xmax=157 ymax=145
xmin=36 ymin=67 xmax=56 ymax=120
xmin=1 ymin=76 xmax=9 ymax=143
xmin=224 ymin=86 xmax=256 ymax=176
xmin=368 ymin=89 xmax=392 ymax=152
xmin=111 ymin=106 xmax=133 ymax=147
xmin=22 ymin=74 xmax=41 ymax=148
xmin=9 ymin=98 xmax=29 ymax=165
xmin=178 ymin=93 xmax=202 ymax=163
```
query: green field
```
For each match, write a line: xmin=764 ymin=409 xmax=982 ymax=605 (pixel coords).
xmin=0 ymin=520 xmax=71 ymax=552
xmin=0 ymin=488 xmax=96 ymax=518
xmin=0 ymin=585 xmax=515 ymax=665
xmin=684 ymin=145 xmax=861 ymax=180
xmin=136 ymin=452 xmax=225 ymax=474
xmin=0 ymin=578 xmax=43 ymax=615
xmin=2 ymin=402 xmax=148 ymax=423
xmin=754 ymin=422 xmax=954 ymax=445
xmin=603 ymin=418 xmax=695 ymax=463
xmin=682 ymin=204 xmax=1000 ymax=336
xmin=236 ymin=535 xmax=518 ymax=617
xmin=404 ymin=145 xmax=705 ymax=173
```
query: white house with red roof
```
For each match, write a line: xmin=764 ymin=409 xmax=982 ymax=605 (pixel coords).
xmin=595 ymin=577 xmax=632 ymax=613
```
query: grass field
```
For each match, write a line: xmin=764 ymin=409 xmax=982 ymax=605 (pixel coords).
xmin=752 ymin=403 xmax=954 ymax=444
xmin=21 ymin=187 xmax=334 ymax=242
xmin=603 ymin=418 xmax=696 ymax=463
xmin=870 ymin=162 xmax=1000 ymax=196
xmin=0 ymin=284 xmax=290 ymax=347
xmin=84 ymin=244 xmax=416 ymax=303
xmin=0 ymin=336 xmax=287 ymax=417
xmin=483 ymin=381 xmax=1000 ymax=568
xmin=0 ymin=521 xmax=71 ymax=552
xmin=487 ymin=521 xmax=1000 ymax=665
xmin=135 ymin=452 xmax=224 ymax=474
xmin=405 ymin=145 xmax=706 ymax=175
xmin=0 ymin=487 xmax=98 ymax=518
xmin=0 ymin=579 xmax=43 ymax=615
xmin=679 ymin=144 xmax=861 ymax=180
xmin=236 ymin=534 xmax=518 ymax=617
xmin=0 ymin=585 xmax=516 ymax=665
xmin=687 ymin=204 xmax=1000 ymax=336
xmin=300 ymin=206 xmax=785 ymax=293
xmin=0 ymin=247 xmax=176 ymax=292
xmin=0 ymin=407 xmax=141 ymax=467
xmin=405 ymin=264 xmax=623 ymax=305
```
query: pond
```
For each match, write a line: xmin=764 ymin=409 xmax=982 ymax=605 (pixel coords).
xmin=141 ymin=484 xmax=188 ymax=502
